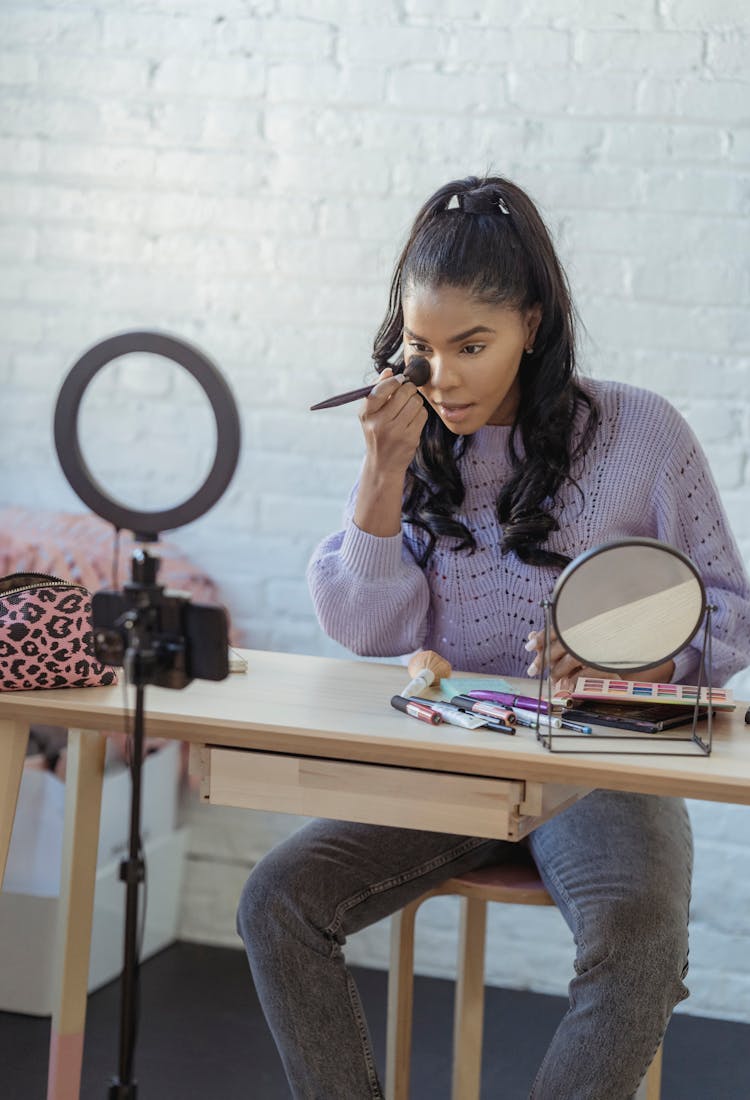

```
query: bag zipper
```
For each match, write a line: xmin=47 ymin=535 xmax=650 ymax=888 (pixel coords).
xmin=0 ymin=572 xmax=88 ymax=600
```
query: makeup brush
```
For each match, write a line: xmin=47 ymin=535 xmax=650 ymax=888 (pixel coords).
xmin=310 ymin=356 xmax=431 ymax=410
xmin=401 ymin=649 xmax=452 ymax=698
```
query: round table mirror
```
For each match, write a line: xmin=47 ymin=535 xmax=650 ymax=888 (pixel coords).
xmin=551 ymin=537 xmax=706 ymax=673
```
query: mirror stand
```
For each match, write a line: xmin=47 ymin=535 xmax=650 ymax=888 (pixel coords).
xmin=535 ymin=599 xmax=717 ymax=758
xmin=534 ymin=599 xmax=555 ymax=746
xmin=690 ymin=604 xmax=717 ymax=755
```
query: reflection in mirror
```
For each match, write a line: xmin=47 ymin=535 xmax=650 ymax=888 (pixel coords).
xmin=552 ymin=539 xmax=705 ymax=673
xmin=77 ymin=353 xmax=217 ymax=512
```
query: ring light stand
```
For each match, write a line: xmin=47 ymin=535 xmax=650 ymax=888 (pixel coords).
xmin=54 ymin=331 xmax=241 ymax=1098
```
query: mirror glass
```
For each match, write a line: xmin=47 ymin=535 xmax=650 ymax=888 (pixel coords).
xmin=551 ymin=538 xmax=705 ymax=672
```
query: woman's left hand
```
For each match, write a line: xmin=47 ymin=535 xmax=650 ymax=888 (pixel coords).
xmin=524 ymin=629 xmax=676 ymax=693
xmin=524 ymin=629 xmax=595 ymax=692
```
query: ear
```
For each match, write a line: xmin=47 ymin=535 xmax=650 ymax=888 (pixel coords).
xmin=524 ymin=303 xmax=542 ymax=351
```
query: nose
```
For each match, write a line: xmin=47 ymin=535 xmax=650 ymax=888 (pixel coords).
xmin=427 ymin=353 xmax=459 ymax=391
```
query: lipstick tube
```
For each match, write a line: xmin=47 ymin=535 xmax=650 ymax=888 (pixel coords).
xmin=516 ymin=708 xmax=562 ymax=729
xmin=450 ymin=695 xmax=517 ymax=725
xmin=390 ymin=695 xmax=442 ymax=725
xmin=426 ymin=701 xmax=487 ymax=729
xmin=468 ymin=690 xmax=574 ymax=712
xmin=468 ymin=689 xmax=552 ymax=715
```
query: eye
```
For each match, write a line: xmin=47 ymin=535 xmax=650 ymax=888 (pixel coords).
xmin=407 ymin=341 xmax=430 ymax=354
xmin=461 ymin=344 xmax=485 ymax=356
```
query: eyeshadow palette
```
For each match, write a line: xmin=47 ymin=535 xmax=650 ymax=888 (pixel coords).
xmin=572 ymin=676 xmax=735 ymax=710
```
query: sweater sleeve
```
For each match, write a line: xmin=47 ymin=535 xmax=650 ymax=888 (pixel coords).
xmin=651 ymin=407 xmax=750 ymax=686
xmin=306 ymin=483 xmax=431 ymax=657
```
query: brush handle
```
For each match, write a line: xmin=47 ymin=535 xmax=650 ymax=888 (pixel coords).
xmin=310 ymin=356 xmax=431 ymax=411
xmin=401 ymin=669 xmax=434 ymax=698
xmin=310 ymin=383 xmax=376 ymax=410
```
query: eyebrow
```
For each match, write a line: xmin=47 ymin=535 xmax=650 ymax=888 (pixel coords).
xmin=403 ymin=325 xmax=496 ymax=344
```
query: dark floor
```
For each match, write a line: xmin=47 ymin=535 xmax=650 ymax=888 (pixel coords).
xmin=1 ymin=942 xmax=748 ymax=1099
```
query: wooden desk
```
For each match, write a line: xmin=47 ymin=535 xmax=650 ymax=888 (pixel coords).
xmin=1 ymin=649 xmax=749 ymax=1099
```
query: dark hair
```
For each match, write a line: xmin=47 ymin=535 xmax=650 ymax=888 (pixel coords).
xmin=372 ymin=175 xmax=599 ymax=569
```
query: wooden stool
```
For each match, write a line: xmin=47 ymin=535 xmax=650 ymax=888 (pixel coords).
xmin=386 ymin=855 xmax=663 ymax=1100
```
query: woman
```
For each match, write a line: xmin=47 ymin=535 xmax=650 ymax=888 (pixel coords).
xmin=238 ymin=176 xmax=750 ymax=1099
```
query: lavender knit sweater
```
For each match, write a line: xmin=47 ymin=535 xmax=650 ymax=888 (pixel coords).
xmin=307 ymin=380 xmax=750 ymax=686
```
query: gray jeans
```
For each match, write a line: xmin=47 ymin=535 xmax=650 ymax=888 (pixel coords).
xmin=237 ymin=790 xmax=692 ymax=1099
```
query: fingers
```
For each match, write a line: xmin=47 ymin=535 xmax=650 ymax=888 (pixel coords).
xmin=524 ymin=628 xmax=585 ymax=683
xmin=547 ymin=651 xmax=585 ymax=682
xmin=402 ymin=391 xmax=429 ymax=432
xmin=554 ymin=666 xmax=601 ymax=694
xmin=525 ymin=629 xmax=557 ymax=677
xmin=362 ymin=369 xmax=398 ymax=414
xmin=358 ymin=368 xmax=427 ymax=473
xmin=362 ymin=370 xmax=422 ymax=420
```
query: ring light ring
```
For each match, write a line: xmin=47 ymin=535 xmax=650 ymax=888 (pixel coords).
xmin=54 ymin=331 xmax=241 ymax=539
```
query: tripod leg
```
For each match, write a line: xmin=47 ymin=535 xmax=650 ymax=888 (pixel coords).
xmin=48 ymin=728 xmax=107 ymax=1100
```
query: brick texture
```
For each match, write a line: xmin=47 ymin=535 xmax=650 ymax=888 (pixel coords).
xmin=1 ymin=1 xmax=749 ymax=1024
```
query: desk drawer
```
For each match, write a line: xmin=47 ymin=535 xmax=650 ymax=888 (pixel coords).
xmin=190 ymin=747 xmax=586 ymax=841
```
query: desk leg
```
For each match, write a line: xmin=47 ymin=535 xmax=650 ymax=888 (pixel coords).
xmin=47 ymin=728 xmax=107 ymax=1100
xmin=0 ymin=719 xmax=30 ymax=887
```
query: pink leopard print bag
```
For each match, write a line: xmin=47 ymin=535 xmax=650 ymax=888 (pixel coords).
xmin=0 ymin=572 xmax=117 ymax=691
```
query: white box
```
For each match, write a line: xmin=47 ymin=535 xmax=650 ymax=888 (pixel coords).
xmin=0 ymin=743 xmax=187 ymax=1016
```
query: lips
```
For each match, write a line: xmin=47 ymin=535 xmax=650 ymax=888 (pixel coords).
xmin=437 ymin=402 xmax=474 ymax=424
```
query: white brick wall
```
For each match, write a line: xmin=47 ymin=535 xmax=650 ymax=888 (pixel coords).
xmin=2 ymin=1 xmax=749 ymax=1023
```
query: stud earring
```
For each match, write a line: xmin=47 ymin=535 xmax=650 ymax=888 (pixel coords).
xmin=524 ymin=345 xmax=535 ymax=355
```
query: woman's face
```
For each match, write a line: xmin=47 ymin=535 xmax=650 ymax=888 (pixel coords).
xmin=402 ymin=283 xmax=541 ymax=434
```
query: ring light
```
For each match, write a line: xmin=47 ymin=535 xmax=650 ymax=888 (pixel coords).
xmin=53 ymin=331 xmax=241 ymax=540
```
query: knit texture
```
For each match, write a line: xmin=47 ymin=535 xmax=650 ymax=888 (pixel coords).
xmin=307 ymin=380 xmax=750 ymax=686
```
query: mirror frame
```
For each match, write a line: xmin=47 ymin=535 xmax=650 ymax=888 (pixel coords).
xmin=550 ymin=536 xmax=707 ymax=674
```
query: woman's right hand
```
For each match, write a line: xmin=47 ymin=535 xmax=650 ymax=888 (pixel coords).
xmin=358 ymin=368 xmax=428 ymax=477
xmin=353 ymin=368 xmax=428 ymax=536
